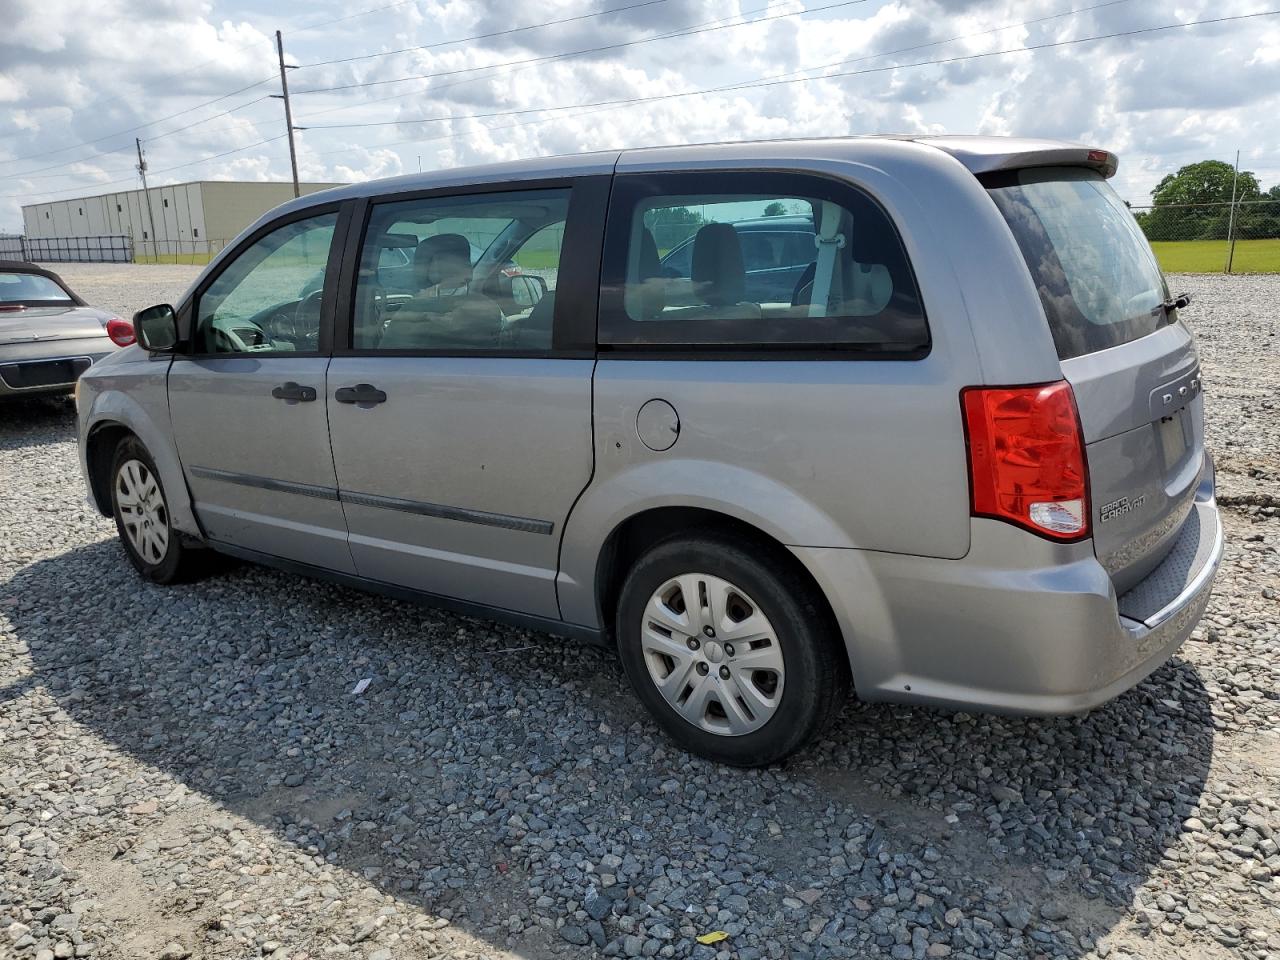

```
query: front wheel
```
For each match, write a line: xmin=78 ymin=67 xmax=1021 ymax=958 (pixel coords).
xmin=109 ymin=436 xmax=201 ymax=583
xmin=616 ymin=533 xmax=848 ymax=766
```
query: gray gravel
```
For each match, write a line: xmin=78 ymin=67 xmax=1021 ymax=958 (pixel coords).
xmin=2 ymin=266 xmax=1278 ymax=960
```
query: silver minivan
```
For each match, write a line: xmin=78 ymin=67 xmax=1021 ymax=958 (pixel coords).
xmin=77 ymin=136 xmax=1222 ymax=766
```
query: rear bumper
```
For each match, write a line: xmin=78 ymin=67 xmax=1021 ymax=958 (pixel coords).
xmin=0 ymin=351 xmax=110 ymax=397
xmin=792 ymin=470 xmax=1223 ymax=715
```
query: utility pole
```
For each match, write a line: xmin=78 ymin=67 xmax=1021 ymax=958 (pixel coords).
xmin=135 ymin=138 xmax=160 ymax=262
xmin=1224 ymin=149 xmax=1240 ymax=274
xmin=274 ymin=30 xmax=301 ymax=198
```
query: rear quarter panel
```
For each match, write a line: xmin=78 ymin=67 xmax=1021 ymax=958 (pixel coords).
xmin=559 ymin=143 xmax=1046 ymax=629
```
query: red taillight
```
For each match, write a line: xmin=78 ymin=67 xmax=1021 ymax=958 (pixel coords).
xmin=961 ymin=381 xmax=1090 ymax=542
xmin=105 ymin=317 xmax=136 ymax=347
xmin=1087 ymin=149 xmax=1110 ymax=164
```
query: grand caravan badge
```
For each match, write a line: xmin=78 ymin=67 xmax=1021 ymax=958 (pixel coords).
xmin=1100 ymin=495 xmax=1146 ymax=523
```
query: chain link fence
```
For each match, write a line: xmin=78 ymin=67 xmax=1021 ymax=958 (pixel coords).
xmin=1131 ymin=199 xmax=1280 ymax=273
xmin=0 ymin=235 xmax=134 ymax=263
xmin=0 ymin=235 xmax=232 ymax=266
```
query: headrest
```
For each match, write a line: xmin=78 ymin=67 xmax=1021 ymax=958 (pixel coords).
xmin=691 ymin=223 xmax=745 ymax=307
xmin=415 ymin=233 xmax=471 ymax=288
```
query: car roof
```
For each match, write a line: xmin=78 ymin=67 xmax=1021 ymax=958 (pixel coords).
xmin=250 ymin=135 xmax=1117 ymax=230
xmin=0 ymin=260 xmax=84 ymax=304
xmin=0 ymin=260 xmax=67 ymax=282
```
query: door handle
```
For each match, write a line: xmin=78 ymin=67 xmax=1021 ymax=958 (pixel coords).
xmin=271 ymin=381 xmax=317 ymax=402
xmin=334 ymin=383 xmax=388 ymax=405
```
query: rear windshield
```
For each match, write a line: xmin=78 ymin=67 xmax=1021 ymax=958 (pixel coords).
xmin=987 ymin=167 xmax=1169 ymax=360
xmin=0 ymin=271 xmax=73 ymax=304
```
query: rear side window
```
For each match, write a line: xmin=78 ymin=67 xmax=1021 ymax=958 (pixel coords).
xmin=598 ymin=171 xmax=928 ymax=354
xmin=986 ymin=167 xmax=1170 ymax=360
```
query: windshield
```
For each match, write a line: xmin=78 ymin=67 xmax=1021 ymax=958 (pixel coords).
xmin=0 ymin=271 xmax=74 ymax=305
xmin=987 ymin=167 xmax=1168 ymax=360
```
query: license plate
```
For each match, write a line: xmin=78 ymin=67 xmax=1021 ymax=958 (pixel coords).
xmin=1158 ymin=409 xmax=1189 ymax=466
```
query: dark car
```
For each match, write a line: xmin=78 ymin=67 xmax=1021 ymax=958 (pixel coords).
xmin=659 ymin=215 xmax=815 ymax=304
xmin=0 ymin=262 xmax=129 ymax=400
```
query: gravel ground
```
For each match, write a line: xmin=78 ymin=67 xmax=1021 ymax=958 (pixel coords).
xmin=2 ymin=265 xmax=1278 ymax=960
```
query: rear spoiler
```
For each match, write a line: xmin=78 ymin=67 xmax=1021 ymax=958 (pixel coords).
xmin=915 ymin=136 xmax=1119 ymax=180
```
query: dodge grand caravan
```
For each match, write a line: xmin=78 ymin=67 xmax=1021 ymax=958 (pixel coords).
xmin=77 ymin=136 xmax=1222 ymax=766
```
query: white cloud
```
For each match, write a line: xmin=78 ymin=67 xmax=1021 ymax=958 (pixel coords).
xmin=1 ymin=0 xmax=1278 ymax=230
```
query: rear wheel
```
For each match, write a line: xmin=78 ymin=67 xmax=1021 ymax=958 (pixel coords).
xmin=616 ymin=533 xmax=847 ymax=766
xmin=110 ymin=436 xmax=202 ymax=583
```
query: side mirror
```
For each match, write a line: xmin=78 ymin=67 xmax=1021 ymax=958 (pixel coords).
xmin=133 ymin=303 xmax=180 ymax=353
xmin=512 ymin=274 xmax=548 ymax=308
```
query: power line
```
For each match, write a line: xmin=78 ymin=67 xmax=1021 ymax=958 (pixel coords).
xmin=299 ymin=10 xmax=1280 ymax=133
xmin=307 ymin=0 xmax=1137 ymax=157
xmin=0 ymin=0 xmax=678 ymax=175
xmin=1 ymin=0 xmax=857 ymax=192
xmin=1 ymin=135 xmax=286 ymax=202
xmin=299 ymin=0 xmax=675 ymax=69
xmin=745 ymin=0 xmax=1137 ymax=90
xmin=293 ymin=0 xmax=868 ymax=97
xmin=6 ymin=95 xmax=279 ymax=182
xmin=298 ymin=0 xmax=1127 ymax=126
xmin=296 ymin=0 xmax=1141 ymax=158
xmin=0 ymin=0 xmax=421 ymax=147
xmin=3 ymin=0 xmax=828 ymax=184
xmin=295 ymin=0 xmax=792 ymax=121
xmin=290 ymin=0 xmax=421 ymax=34
xmin=6 ymin=4 xmax=1273 ymax=204
xmin=0 ymin=0 xmax=1115 ymax=182
xmin=0 ymin=76 xmax=278 ymax=166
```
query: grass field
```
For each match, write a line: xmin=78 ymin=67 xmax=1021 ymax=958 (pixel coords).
xmin=1150 ymin=238 xmax=1280 ymax=274
xmin=135 ymin=252 xmax=217 ymax=266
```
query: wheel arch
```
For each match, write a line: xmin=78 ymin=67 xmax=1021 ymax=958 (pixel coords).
xmin=82 ymin=388 xmax=202 ymax=538
xmin=586 ymin=505 xmax=849 ymax=684
xmin=84 ymin=420 xmax=134 ymax=516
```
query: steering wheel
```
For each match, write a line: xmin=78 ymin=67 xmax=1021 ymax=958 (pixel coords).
xmin=266 ymin=310 xmax=297 ymax=344
xmin=294 ymin=288 xmax=325 ymax=342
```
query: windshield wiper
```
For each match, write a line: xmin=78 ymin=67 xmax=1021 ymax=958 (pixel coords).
xmin=1161 ymin=292 xmax=1192 ymax=314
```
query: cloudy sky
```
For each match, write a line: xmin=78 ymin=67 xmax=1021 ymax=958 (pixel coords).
xmin=2 ymin=0 xmax=1278 ymax=231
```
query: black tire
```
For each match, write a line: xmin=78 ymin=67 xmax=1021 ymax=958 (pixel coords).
xmin=616 ymin=532 xmax=848 ymax=766
xmin=109 ymin=435 xmax=203 ymax=584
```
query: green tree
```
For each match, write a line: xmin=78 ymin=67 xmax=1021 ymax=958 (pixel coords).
xmin=1143 ymin=160 xmax=1264 ymax=241
xmin=1151 ymin=160 xmax=1261 ymax=206
xmin=644 ymin=205 xmax=706 ymax=254
xmin=762 ymin=201 xmax=789 ymax=217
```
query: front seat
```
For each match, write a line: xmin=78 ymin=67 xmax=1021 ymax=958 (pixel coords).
xmin=667 ymin=224 xmax=761 ymax=321
xmin=382 ymin=233 xmax=504 ymax=349
xmin=413 ymin=233 xmax=472 ymax=292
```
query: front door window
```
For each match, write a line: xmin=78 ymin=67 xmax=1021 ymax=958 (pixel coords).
xmin=195 ymin=212 xmax=337 ymax=354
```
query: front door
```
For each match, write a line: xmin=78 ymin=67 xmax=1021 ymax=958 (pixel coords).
xmin=168 ymin=206 xmax=355 ymax=573
xmin=325 ymin=181 xmax=606 ymax=619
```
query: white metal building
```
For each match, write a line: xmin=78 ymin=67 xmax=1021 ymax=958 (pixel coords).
xmin=22 ymin=180 xmax=345 ymax=258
